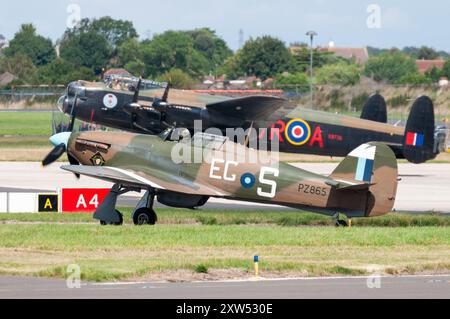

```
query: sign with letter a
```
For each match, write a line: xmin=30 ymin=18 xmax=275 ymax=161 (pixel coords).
xmin=38 ymin=194 xmax=59 ymax=213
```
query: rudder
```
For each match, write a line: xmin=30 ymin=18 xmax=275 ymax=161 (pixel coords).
xmin=360 ymin=93 xmax=387 ymax=123
xmin=330 ymin=142 xmax=398 ymax=217
xmin=403 ymin=96 xmax=436 ymax=164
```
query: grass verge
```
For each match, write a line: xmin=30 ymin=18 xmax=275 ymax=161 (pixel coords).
xmin=1 ymin=209 xmax=450 ymax=227
xmin=0 ymin=210 xmax=449 ymax=282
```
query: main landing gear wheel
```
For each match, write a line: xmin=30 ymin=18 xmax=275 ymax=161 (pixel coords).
xmin=336 ymin=219 xmax=348 ymax=227
xmin=133 ymin=208 xmax=157 ymax=226
xmin=100 ymin=210 xmax=123 ymax=226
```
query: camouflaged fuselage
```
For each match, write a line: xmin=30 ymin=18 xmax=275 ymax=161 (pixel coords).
xmin=67 ymin=131 xmax=398 ymax=218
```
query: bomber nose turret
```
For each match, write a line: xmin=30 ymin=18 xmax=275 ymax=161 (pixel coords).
xmin=62 ymin=81 xmax=87 ymax=115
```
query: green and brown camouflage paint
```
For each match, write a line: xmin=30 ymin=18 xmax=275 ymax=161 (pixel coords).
xmin=67 ymin=131 xmax=398 ymax=218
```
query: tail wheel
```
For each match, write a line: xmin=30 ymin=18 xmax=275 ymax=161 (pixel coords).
xmin=133 ymin=208 xmax=157 ymax=226
xmin=100 ymin=210 xmax=123 ymax=226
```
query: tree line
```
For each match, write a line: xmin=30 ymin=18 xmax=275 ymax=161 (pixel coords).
xmin=1 ymin=16 xmax=450 ymax=89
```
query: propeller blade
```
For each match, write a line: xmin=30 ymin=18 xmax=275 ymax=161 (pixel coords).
xmin=133 ymin=79 xmax=142 ymax=103
xmin=42 ymin=144 xmax=66 ymax=167
xmin=161 ymin=82 xmax=170 ymax=102
xmin=68 ymin=95 xmax=78 ymax=132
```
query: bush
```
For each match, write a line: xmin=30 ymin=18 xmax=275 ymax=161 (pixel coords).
xmin=275 ymin=72 xmax=309 ymax=92
xmin=316 ymin=63 xmax=361 ymax=86
xmin=364 ymin=51 xmax=417 ymax=83
xmin=388 ymin=94 xmax=410 ymax=108
xmin=396 ymin=73 xmax=433 ymax=85
xmin=351 ymin=92 xmax=370 ymax=112
xmin=156 ymin=68 xmax=195 ymax=89
xmin=328 ymin=89 xmax=346 ymax=111
xmin=194 ymin=264 xmax=208 ymax=274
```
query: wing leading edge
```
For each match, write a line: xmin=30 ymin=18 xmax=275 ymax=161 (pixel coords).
xmin=61 ymin=165 xmax=229 ymax=197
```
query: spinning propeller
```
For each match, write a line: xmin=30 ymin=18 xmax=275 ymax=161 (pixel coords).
xmin=42 ymin=92 xmax=80 ymax=172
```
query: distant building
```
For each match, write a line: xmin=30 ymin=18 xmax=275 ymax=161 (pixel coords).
xmin=439 ymin=77 xmax=449 ymax=87
xmin=416 ymin=59 xmax=446 ymax=74
xmin=322 ymin=42 xmax=369 ymax=65
xmin=0 ymin=72 xmax=18 ymax=86
xmin=290 ymin=42 xmax=369 ymax=65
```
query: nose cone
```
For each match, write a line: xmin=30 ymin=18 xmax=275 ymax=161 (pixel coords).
xmin=49 ymin=132 xmax=71 ymax=147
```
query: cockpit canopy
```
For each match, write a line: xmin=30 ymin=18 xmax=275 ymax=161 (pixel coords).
xmin=159 ymin=127 xmax=228 ymax=150
xmin=104 ymin=75 xmax=167 ymax=92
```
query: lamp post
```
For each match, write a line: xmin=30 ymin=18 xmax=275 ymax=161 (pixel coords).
xmin=306 ymin=31 xmax=317 ymax=109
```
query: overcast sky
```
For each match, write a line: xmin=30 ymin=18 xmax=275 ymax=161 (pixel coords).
xmin=1 ymin=0 xmax=449 ymax=51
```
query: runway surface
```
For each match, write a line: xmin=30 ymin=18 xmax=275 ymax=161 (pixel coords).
xmin=1 ymin=162 xmax=449 ymax=213
xmin=0 ymin=275 xmax=449 ymax=299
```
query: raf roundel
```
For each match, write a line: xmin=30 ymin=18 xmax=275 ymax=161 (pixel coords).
xmin=240 ymin=173 xmax=256 ymax=189
xmin=103 ymin=94 xmax=118 ymax=109
xmin=285 ymin=118 xmax=312 ymax=146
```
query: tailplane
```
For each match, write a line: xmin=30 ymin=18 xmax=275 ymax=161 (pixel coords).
xmin=329 ymin=142 xmax=398 ymax=217
xmin=403 ymin=96 xmax=436 ymax=164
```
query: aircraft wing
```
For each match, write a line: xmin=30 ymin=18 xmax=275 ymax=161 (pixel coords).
xmin=206 ymin=95 xmax=286 ymax=120
xmin=61 ymin=165 xmax=230 ymax=197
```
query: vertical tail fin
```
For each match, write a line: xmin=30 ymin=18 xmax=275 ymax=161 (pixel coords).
xmin=330 ymin=142 xmax=398 ymax=217
xmin=360 ymin=93 xmax=387 ymax=123
xmin=403 ymin=96 xmax=436 ymax=164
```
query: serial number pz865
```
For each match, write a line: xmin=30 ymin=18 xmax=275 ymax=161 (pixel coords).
xmin=298 ymin=183 xmax=327 ymax=197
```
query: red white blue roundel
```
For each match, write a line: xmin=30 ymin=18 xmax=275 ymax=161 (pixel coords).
xmin=285 ymin=118 xmax=312 ymax=146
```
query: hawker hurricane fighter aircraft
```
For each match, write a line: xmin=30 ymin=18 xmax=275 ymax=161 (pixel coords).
xmin=58 ymin=78 xmax=443 ymax=164
xmin=43 ymin=127 xmax=398 ymax=227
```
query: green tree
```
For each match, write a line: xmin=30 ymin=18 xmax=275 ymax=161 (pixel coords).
xmin=396 ymin=73 xmax=433 ymax=85
xmin=274 ymin=72 xmax=309 ymax=92
xmin=156 ymin=68 xmax=195 ymax=89
xmin=291 ymin=45 xmax=342 ymax=72
xmin=141 ymin=31 xmax=209 ymax=78
xmin=425 ymin=66 xmax=443 ymax=83
xmin=403 ymin=46 xmax=439 ymax=60
xmin=0 ymin=53 xmax=36 ymax=82
xmin=367 ymin=46 xmax=391 ymax=57
xmin=65 ymin=17 xmax=138 ymax=48
xmin=364 ymin=52 xmax=418 ymax=83
xmin=4 ymin=24 xmax=55 ymax=66
xmin=216 ymin=54 xmax=245 ymax=79
xmin=237 ymin=36 xmax=293 ymax=80
xmin=33 ymin=59 xmax=95 ymax=85
xmin=60 ymin=31 xmax=113 ymax=74
xmin=184 ymin=28 xmax=233 ymax=73
xmin=442 ymin=59 xmax=450 ymax=78
xmin=118 ymin=38 xmax=142 ymax=65
xmin=316 ymin=63 xmax=361 ymax=86
xmin=124 ymin=60 xmax=146 ymax=77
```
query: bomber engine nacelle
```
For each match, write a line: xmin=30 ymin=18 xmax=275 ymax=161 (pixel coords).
xmin=157 ymin=191 xmax=209 ymax=209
